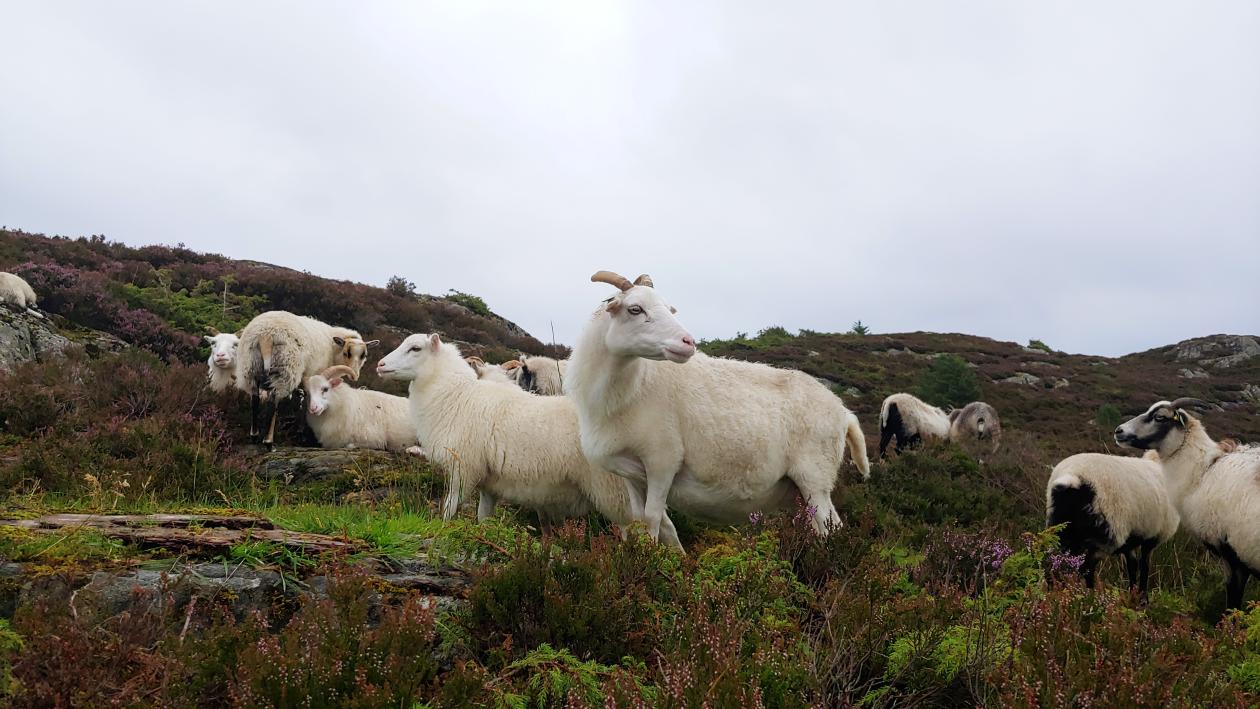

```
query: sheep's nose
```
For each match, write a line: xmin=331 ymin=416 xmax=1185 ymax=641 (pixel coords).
xmin=681 ymin=335 xmax=696 ymax=348
xmin=1114 ymin=426 xmax=1124 ymax=436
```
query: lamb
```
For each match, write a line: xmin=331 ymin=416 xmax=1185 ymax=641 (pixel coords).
xmin=516 ymin=355 xmax=569 ymax=395
xmin=948 ymin=401 xmax=1002 ymax=453
xmin=377 ymin=333 xmax=679 ymax=546
xmin=0 ymin=272 xmax=38 ymax=310
xmin=234 ymin=311 xmax=379 ymax=446
xmin=1045 ymin=450 xmax=1178 ymax=595
xmin=564 ymin=270 xmax=870 ymax=541
xmin=878 ymin=393 xmax=950 ymax=457
xmin=204 ymin=330 xmax=240 ymax=393
xmin=1116 ymin=398 xmax=1260 ymax=609
xmin=304 ymin=365 xmax=421 ymax=453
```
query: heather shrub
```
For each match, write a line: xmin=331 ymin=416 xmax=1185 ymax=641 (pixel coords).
xmin=916 ymin=354 xmax=982 ymax=409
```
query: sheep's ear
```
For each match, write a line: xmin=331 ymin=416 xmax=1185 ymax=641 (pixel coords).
xmin=604 ymin=298 xmax=621 ymax=314
xmin=428 ymin=333 xmax=442 ymax=352
xmin=364 ymin=339 xmax=380 ymax=348
xmin=1175 ymin=409 xmax=1189 ymax=426
xmin=330 ymin=377 xmax=343 ymax=388
xmin=333 ymin=336 xmax=346 ymax=347
xmin=203 ymin=335 xmax=215 ymax=344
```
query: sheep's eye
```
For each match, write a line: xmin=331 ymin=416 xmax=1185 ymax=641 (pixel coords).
xmin=322 ymin=387 xmax=329 ymax=393
xmin=409 ymin=346 xmax=421 ymax=352
xmin=1154 ymin=414 xmax=1167 ymax=422
xmin=627 ymin=305 xmax=644 ymax=316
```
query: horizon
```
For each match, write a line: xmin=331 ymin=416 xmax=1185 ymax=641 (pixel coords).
xmin=2 ymin=2 xmax=1258 ymax=357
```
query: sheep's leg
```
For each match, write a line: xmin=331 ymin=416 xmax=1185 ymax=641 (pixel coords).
xmin=1122 ymin=550 xmax=1140 ymax=591
xmin=878 ymin=427 xmax=894 ymax=458
xmin=476 ymin=491 xmax=497 ymax=522
xmin=1080 ymin=554 xmax=1100 ymax=589
xmin=658 ymin=513 xmax=684 ymax=551
xmin=787 ymin=463 xmax=842 ymax=535
xmin=249 ymin=391 xmax=261 ymax=441
xmin=442 ymin=468 xmax=463 ymax=520
xmin=1227 ymin=563 xmax=1250 ymax=611
xmin=1137 ymin=541 xmax=1157 ymax=598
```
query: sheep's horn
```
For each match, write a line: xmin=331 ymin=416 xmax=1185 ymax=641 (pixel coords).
xmin=464 ymin=356 xmax=486 ymax=368
xmin=207 ymin=326 xmax=220 ymax=336
xmin=321 ymin=365 xmax=358 ymax=382
xmin=633 ymin=274 xmax=654 ymax=288
xmin=501 ymin=359 xmax=523 ymax=370
xmin=1169 ymin=397 xmax=1211 ymax=411
xmin=591 ymin=270 xmax=633 ymax=292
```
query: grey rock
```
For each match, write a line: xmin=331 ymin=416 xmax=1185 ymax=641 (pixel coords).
xmin=1241 ymin=384 xmax=1260 ymax=404
xmin=1172 ymin=335 xmax=1260 ymax=369
xmin=1001 ymin=372 xmax=1042 ymax=386
xmin=1051 ymin=377 xmax=1070 ymax=389
xmin=1179 ymin=368 xmax=1210 ymax=379
xmin=0 ymin=305 xmax=74 ymax=372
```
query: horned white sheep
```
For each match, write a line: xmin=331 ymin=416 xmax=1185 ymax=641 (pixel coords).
xmin=565 ymin=270 xmax=870 ymax=541
xmin=1045 ymin=450 xmax=1178 ymax=595
xmin=0 ymin=272 xmax=38 ymax=310
xmin=204 ymin=330 xmax=240 ymax=393
xmin=516 ymin=355 xmax=569 ymax=395
xmin=465 ymin=356 xmax=519 ymax=386
xmin=878 ymin=393 xmax=950 ymax=457
xmin=1116 ymin=398 xmax=1260 ymax=609
xmin=235 ymin=310 xmax=379 ymax=446
xmin=377 ymin=333 xmax=678 ymax=545
xmin=949 ymin=401 xmax=1003 ymax=454
xmin=304 ymin=365 xmax=422 ymax=454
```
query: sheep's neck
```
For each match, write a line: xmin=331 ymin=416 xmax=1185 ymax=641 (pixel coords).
xmin=1160 ymin=423 xmax=1221 ymax=510
xmin=567 ymin=312 xmax=650 ymax=420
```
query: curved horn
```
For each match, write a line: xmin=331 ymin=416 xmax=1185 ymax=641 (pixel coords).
xmin=207 ymin=326 xmax=220 ymax=336
xmin=1169 ymin=397 xmax=1211 ymax=411
xmin=501 ymin=359 xmax=523 ymax=370
xmin=320 ymin=365 xmax=358 ymax=382
xmin=591 ymin=270 xmax=633 ymax=292
xmin=633 ymin=274 xmax=654 ymax=288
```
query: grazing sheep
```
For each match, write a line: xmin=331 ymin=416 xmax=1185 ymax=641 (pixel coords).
xmin=565 ymin=270 xmax=869 ymax=541
xmin=878 ymin=393 xmax=950 ymax=457
xmin=949 ymin=401 xmax=1003 ymax=454
xmin=235 ymin=311 xmax=379 ymax=447
xmin=1045 ymin=451 xmax=1178 ymax=595
xmin=303 ymin=365 xmax=420 ymax=453
xmin=0 ymin=272 xmax=38 ymax=310
xmin=204 ymin=330 xmax=240 ymax=393
xmin=377 ymin=333 xmax=678 ymax=545
xmin=516 ymin=355 xmax=569 ymax=395
xmin=1116 ymin=398 xmax=1260 ymax=609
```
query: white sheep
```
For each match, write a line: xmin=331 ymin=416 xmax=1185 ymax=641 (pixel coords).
xmin=204 ymin=330 xmax=240 ymax=393
xmin=1117 ymin=398 xmax=1260 ymax=609
xmin=0 ymin=272 xmax=38 ymax=310
xmin=516 ymin=355 xmax=569 ymax=395
xmin=464 ymin=356 xmax=519 ymax=386
xmin=377 ymin=333 xmax=680 ymax=546
xmin=235 ymin=310 xmax=379 ymax=446
xmin=878 ymin=393 xmax=950 ymax=457
xmin=565 ymin=270 xmax=870 ymax=541
xmin=1045 ymin=451 xmax=1178 ymax=595
xmin=949 ymin=401 xmax=1003 ymax=454
xmin=303 ymin=365 xmax=423 ymax=454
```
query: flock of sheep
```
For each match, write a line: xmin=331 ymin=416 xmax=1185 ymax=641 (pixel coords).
xmin=5 ymin=268 xmax=1260 ymax=607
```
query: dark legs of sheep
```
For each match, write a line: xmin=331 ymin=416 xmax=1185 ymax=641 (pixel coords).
xmin=249 ymin=391 xmax=261 ymax=441
xmin=1081 ymin=554 xmax=1100 ymax=589
xmin=1227 ymin=563 xmax=1251 ymax=611
xmin=878 ymin=428 xmax=894 ymax=458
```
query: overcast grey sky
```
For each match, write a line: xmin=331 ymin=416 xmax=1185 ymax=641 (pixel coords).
xmin=2 ymin=2 xmax=1257 ymax=356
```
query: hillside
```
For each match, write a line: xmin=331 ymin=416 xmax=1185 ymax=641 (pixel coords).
xmin=0 ymin=228 xmax=564 ymax=367
xmin=2 ymin=231 xmax=1260 ymax=706
xmin=701 ymin=328 xmax=1260 ymax=457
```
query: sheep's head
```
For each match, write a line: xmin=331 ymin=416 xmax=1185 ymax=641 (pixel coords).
xmin=305 ymin=365 xmax=357 ymax=416
xmin=590 ymin=270 xmax=696 ymax=364
xmin=332 ymin=335 xmax=380 ymax=378
xmin=1115 ymin=398 xmax=1211 ymax=456
xmin=377 ymin=333 xmax=466 ymax=382
xmin=204 ymin=332 xmax=240 ymax=369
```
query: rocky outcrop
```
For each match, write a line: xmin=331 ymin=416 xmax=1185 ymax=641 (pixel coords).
xmin=1172 ymin=335 xmax=1260 ymax=369
xmin=0 ymin=305 xmax=73 ymax=372
xmin=257 ymin=447 xmax=413 ymax=483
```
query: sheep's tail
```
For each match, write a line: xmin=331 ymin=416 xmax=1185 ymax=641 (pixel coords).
xmin=243 ymin=333 xmax=300 ymax=396
xmin=845 ymin=411 xmax=870 ymax=479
